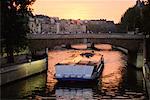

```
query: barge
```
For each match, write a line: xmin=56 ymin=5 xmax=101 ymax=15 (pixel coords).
xmin=55 ymin=51 xmax=104 ymax=82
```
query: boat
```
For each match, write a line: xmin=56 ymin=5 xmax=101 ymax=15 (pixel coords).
xmin=55 ymin=51 xmax=104 ymax=82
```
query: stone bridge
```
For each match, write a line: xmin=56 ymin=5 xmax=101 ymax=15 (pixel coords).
xmin=28 ymin=33 xmax=147 ymax=68
xmin=28 ymin=33 xmax=145 ymax=52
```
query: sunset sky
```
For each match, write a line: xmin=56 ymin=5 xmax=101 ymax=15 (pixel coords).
xmin=32 ymin=0 xmax=137 ymax=23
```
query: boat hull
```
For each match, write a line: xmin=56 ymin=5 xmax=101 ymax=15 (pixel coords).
xmin=56 ymin=77 xmax=98 ymax=82
xmin=56 ymin=78 xmax=99 ymax=87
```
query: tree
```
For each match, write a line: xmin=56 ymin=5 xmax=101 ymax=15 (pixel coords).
xmin=143 ymin=1 xmax=150 ymax=61
xmin=120 ymin=7 xmax=143 ymax=32
xmin=1 ymin=0 xmax=36 ymax=63
xmin=120 ymin=0 xmax=150 ymax=61
xmin=142 ymin=0 xmax=150 ymax=34
xmin=120 ymin=0 xmax=150 ymax=34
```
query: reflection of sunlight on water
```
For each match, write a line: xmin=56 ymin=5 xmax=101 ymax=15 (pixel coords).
xmin=47 ymin=44 xmax=127 ymax=97
xmin=72 ymin=44 xmax=87 ymax=49
xmin=1 ymin=74 xmax=46 ymax=99
xmin=72 ymin=44 xmax=112 ymax=50
xmin=95 ymin=44 xmax=112 ymax=50
xmin=1 ymin=44 xmax=146 ymax=99
xmin=46 ymin=82 xmax=56 ymax=93
xmin=100 ymin=51 xmax=127 ymax=96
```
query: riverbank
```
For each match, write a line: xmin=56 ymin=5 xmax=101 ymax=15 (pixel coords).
xmin=1 ymin=51 xmax=47 ymax=67
xmin=0 ymin=58 xmax=47 ymax=86
xmin=0 ymin=51 xmax=48 ymax=86
xmin=144 ymin=62 xmax=150 ymax=99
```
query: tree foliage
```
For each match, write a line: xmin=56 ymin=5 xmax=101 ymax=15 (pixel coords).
xmin=1 ymin=0 xmax=36 ymax=63
xmin=142 ymin=1 xmax=150 ymax=34
xmin=120 ymin=0 xmax=150 ymax=34
xmin=121 ymin=7 xmax=142 ymax=31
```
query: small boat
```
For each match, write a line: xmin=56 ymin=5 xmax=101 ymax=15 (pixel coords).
xmin=55 ymin=51 xmax=104 ymax=82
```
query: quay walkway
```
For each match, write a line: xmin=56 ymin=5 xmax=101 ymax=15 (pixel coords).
xmin=144 ymin=62 xmax=150 ymax=98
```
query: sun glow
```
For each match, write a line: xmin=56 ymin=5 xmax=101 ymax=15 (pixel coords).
xmin=64 ymin=5 xmax=89 ymax=20
xmin=32 ymin=0 xmax=136 ymax=23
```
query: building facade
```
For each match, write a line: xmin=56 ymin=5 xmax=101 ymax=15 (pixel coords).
xmin=28 ymin=15 xmax=116 ymax=34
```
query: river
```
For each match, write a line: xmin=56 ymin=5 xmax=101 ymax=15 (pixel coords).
xmin=1 ymin=44 xmax=148 ymax=99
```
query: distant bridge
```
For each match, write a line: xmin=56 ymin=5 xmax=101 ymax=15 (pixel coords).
xmin=28 ymin=33 xmax=145 ymax=52
xmin=28 ymin=33 xmax=149 ymax=68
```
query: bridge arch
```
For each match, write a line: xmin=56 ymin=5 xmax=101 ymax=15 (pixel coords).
xmin=29 ymin=34 xmax=145 ymax=68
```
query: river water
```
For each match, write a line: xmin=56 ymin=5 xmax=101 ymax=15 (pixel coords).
xmin=1 ymin=44 xmax=148 ymax=99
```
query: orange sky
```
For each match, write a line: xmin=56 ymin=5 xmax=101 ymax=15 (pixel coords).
xmin=32 ymin=0 xmax=137 ymax=23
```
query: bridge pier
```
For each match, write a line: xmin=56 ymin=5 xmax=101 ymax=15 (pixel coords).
xmin=83 ymin=38 xmax=88 ymax=44
xmin=127 ymin=50 xmax=144 ymax=69
xmin=87 ymin=42 xmax=94 ymax=49
xmin=136 ymin=53 xmax=144 ymax=69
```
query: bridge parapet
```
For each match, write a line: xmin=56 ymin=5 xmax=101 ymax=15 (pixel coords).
xmin=28 ymin=33 xmax=145 ymax=52
xmin=27 ymin=33 xmax=145 ymax=39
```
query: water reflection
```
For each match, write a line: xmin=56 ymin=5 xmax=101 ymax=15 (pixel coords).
xmin=1 ymin=73 xmax=46 ymax=99
xmin=95 ymin=44 xmax=112 ymax=50
xmin=56 ymin=88 xmax=93 ymax=99
xmin=46 ymin=44 xmax=146 ymax=99
xmin=72 ymin=43 xmax=112 ymax=50
xmin=1 ymin=44 xmax=147 ymax=99
xmin=72 ymin=44 xmax=87 ymax=49
xmin=100 ymin=51 xmax=126 ymax=96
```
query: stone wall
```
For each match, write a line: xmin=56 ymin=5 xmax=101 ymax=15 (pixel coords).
xmin=0 ymin=58 xmax=47 ymax=85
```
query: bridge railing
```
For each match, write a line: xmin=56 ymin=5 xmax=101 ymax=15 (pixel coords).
xmin=27 ymin=33 xmax=145 ymax=39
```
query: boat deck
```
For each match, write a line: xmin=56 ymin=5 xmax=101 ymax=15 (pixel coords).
xmin=56 ymin=52 xmax=102 ymax=66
